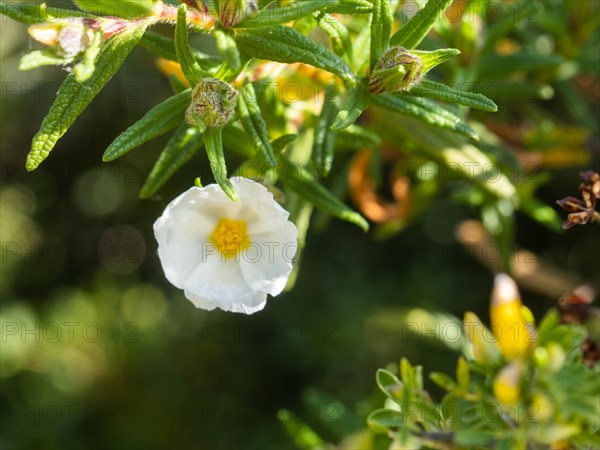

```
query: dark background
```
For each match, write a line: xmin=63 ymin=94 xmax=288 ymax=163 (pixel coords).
xmin=1 ymin=1 xmax=599 ymax=449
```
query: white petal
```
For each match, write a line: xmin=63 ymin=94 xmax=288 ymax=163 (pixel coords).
xmin=229 ymin=177 xmax=290 ymax=235
xmin=153 ymin=186 xmax=241 ymax=288
xmin=170 ymin=185 xmax=241 ymax=222
xmin=154 ymin=211 xmax=211 ymax=289
xmin=240 ymin=221 xmax=298 ymax=296
xmin=183 ymin=254 xmax=267 ymax=314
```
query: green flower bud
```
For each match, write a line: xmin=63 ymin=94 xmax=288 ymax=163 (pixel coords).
xmin=201 ymin=1 xmax=258 ymax=27
xmin=185 ymin=78 xmax=238 ymax=129
xmin=222 ymin=0 xmax=258 ymax=27
xmin=369 ymin=46 xmax=423 ymax=95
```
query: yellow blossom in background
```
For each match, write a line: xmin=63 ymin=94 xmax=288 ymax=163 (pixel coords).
xmin=493 ymin=362 xmax=521 ymax=406
xmin=490 ymin=274 xmax=534 ymax=360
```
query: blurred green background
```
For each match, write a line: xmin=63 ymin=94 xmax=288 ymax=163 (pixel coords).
xmin=1 ymin=1 xmax=599 ymax=449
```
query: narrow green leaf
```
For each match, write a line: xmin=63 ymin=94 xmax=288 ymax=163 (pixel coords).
xmin=103 ymin=89 xmax=192 ymax=161
xmin=371 ymin=93 xmax=479 ymax=140
xmin=271 ymin=134 xmax=298 ymax=154
xmin=26 ymin=24 xmax=147 ymax=171
xmin=175 ymin=4 xmax=207 ymax=86
xmin=332 ymin=81 xmax=370 ymax=130
xmin=335 ymin=124 xmax=381 ymax=149
xmin=0 ymin=2 xmax=91 ymax=24
xmin=278 ymin=156 xmax=369 ymax=231
xmin=19 ymin=50 xmax=73 ymax=71
xmin=73 ymin=31 xmax=102 ymax=83
xmin=74 ymin=0 xmax=160 ymax=19
xmin=324 ymin=0 xmax=373 ymax=15
xmin=411 ymin=48 xmax=460 ymax=73
xmin=140 ymin=125 xmax=204 ymax=198
xmin=376 ymin=369 xmax=404 ymax=403
xmin=429 ymin=372 xmax=457 ymax=392
xmin=312 ymin=89 xmax=339 ymax=177
xmin=477 ymin=52 xmax=563 ymax=80
xmin=284 ymin=191 xmax=313 ymax=290
xmin=236 ymin=26 xmax=356 ymax=85
xmin=214 ymin=26 xmax=241 ymax=71
xmin=214 ymin=58 xmax=251 ymax=83
xmin=204 ymin=127 xmax=238 ymax=201
xmin=408 ymin=80 xmax=498 ymax=112
xmin=168 ymin=74 xmax=188 ymax=94
xmin=390 ymin=0 xmax=454 ymax=48
xmin=277 ymin=410 xmax=327 ymax=450
xmin=367 ymin=408 xmax=404 ymax=433
xmin=314 ymin=11 xmax=353 ymax=63
xmin=238 ymin=82 xmax=277 ymax=165
xmin=370 ymin=0 xmax=393 ymax=69
xmin=520 ymin=197 xmax=563 ymax=232
xmin=456 ymin=357 xmax=470 ymax=391
xmin=139 ymin=31 xmax=221 ymax=68
xmin=236 ymin=0 xmax=337 ymax=28
xmin=222 ymin=123 xmax=255 ymax=157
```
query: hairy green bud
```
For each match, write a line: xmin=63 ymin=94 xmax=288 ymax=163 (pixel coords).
xmin=369 ymin=46 xmax=423 ymax=95
xmin=186 ymin=78 xmax=238 ymax=129
xmin=219 ymin=0 xmax=258 ymax=27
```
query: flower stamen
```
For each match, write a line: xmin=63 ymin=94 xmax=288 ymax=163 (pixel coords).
xmin=209 ymin=218 xmax=251 ymax=258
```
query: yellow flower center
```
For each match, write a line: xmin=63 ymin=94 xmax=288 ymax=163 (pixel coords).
xmin=209 ymin=218 xmax=251 ymax=258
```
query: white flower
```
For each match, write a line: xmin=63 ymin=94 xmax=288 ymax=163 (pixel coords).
xmin=153 ymin=177 xmax=298 ymax=314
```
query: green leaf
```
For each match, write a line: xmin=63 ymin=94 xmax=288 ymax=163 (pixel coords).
xmin=335 ymin=124 xmax=381 ymax=149
xmin=236 ymin=26 xmax=356 ymax=85
xmin=367 ymin=408 xmax=404 ymax=433
xmin=238 ymin=82 xmax=277 ymax=165
xmin=520 ymin=197 xmax=563 ymax=232
xmin=312 ymin=88 xmax=339 ymax=177
xmin=19 ymin=50 xmax=74 ymax=71
xmin=236 ymin=0 xmax=337 ymax=28
xmin=284 ymin=191 xmax=314 ymax=290
xmin=73 ymin=31 xmax=102 ymax=83
xmin=203 ymin=127 xmax=238 ymax=202
xmin=214 ymin=58 xmax=251 ymax=83
xmin=175 ymin=4 xmax=208 ymax=86
xmin=222 ymin=123 xmax=255 ymax=157
xmin=278 ymin=156 xmax=369 ymax=231
xmin=332 ymin=81 xmax=370 ymax=130
xmin=214 ymin=27 xmax=241 ymax=71
xmin=370 ymin=0 xmax=393 ymax=69
xmin=0 ymin=2 xmax=91 ymax=24
xmin=478 ymin=52 xmax=563 ymax=81
xmin=429 ymin=372 xmax=457 ymax=392
xmin=390 ymin=0 xmax=454 ymax=48
xmin=408 ymin=80 xmax=498 ymax=112
xmin=103 ymin=89 xmax=192 ymax=161
xmin=456 ymin=356 xmax=470 ymax=391
xmin=140 ymin=126 xmax=203 ymax=198
xmin=271 ymin=134 xmax=298 ymax=154
xmin=314 ymin=11 xmax=353 ymax=63
xmin=376 ymin=369 xmax=404 ymax=403
xmin=74 ymin=0 xmax=159 ymax=19
xmin=411 ymin=48 xmax=460 ymax=73
xmin=371 ymin=94 xmax=479 ymax=140
xmin=277 ymin=409 xmax=327 ymax=450
xmin=537 ymin=309 xmax=560 ymax=343
xmin=324 ymin=0 xmax=373 ymax=15
xmin=26 ymin=24 xmax=147 ymax=171
xmin=400 ymin=358 xmax=416 ymax=389
xmin=139 ymin=31 xmax=221 ymax=68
